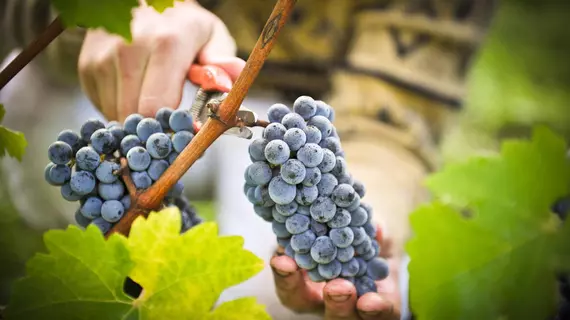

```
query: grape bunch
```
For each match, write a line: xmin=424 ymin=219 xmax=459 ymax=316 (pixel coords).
xmin=44 ymin=108 xmax=202 ymax=234
xmin=244 ymin=95 xmax=389 ymax=296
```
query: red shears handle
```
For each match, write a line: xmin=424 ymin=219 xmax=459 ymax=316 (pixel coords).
xmin=188 ymin=64 xmax=233 ymax=93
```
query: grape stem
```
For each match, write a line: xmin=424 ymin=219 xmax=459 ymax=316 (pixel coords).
xmin=115 ymin=158 xmax=137 ymax=199
xmin=0 ymin=17 xmax=65 ymax=90
xmin=105 ymin=0 xmax=298 ymax=238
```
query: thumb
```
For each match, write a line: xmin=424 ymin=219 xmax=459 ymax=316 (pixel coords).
xmin=197 ymin=19 xmax=245 ymax=81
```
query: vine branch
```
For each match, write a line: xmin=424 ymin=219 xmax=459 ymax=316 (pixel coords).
xmin=0 ymin=17 xmax=65 ymax=90
xmin=105 ymin=0 xmax=298 ymax=238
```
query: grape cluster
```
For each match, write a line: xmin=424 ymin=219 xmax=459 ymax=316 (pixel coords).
xmin=245 ymin=96 xmax=389 ymax=296
xmin=44 ymin=108 xmax=202 ymax=234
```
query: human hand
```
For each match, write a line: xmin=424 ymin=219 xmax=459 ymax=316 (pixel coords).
xmin=78 ymin=1 xmax=245 ymax=122
xmin=271 ymin=224 xmax=401 ymax=320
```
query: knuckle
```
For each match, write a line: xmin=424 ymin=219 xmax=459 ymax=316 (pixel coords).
xmin=152 ymin=32 xmax=178 ymax=50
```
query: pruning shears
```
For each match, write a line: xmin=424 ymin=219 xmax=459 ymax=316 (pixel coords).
xmin=188 ymin=64 xmax=257 ymax=139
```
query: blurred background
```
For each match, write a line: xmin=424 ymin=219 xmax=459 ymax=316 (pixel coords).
xmin=0 ymin=0 xmax=569 ymax=307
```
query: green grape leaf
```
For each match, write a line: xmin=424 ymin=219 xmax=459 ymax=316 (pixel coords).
xmin=52 ymin=0 xmax=139 ymax=40
xmin=6 ymin=207 xmax=269 ymax=319
xmin=5 ymin=225 xmax=135 ymax=319
xmin=128 ymin=207 xmax=266 ymax=319
xmin=407 ymin=126 xmax=570 ymax=320
xmin=0 ymin=104 xmax=27 ymax=161
xmin=146 ymin=0 xmax=178 ymax=13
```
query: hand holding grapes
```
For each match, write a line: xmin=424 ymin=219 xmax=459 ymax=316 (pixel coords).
xmin=271 ymin=223 xmax=401 ymax=320
xmin=77 ymin=0 xmax=245 ymax=122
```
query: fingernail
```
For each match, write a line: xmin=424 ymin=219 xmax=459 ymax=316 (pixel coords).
xmin=273 ymin=268 xmax=292 ymax=277
xmin=361 ymin=310 xmax=381 ymax=316
xmin=328 ymin=294 xmax=350 ymax=302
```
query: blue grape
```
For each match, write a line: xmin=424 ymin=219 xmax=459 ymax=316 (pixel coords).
xmin=318 ymin=260 xmax=342 ymax=279
xmin=76 ymin=146 xmax=101 ymax=171
xmin=75 ymin=209 xmax=92 ymax=227
xmin=353 ymin=180 xmax=366 ymax=198
xmin=254 ymin=185 xmax=275 ymax=207
xmin=331 ymin=184 xmax=356 ymax=208
xmin=246 ymin=187 xmax=258 ymax=204
xmin=315 ymin=100 xmax=331 ymax=118
xmin=341 ymin=258 xmax=360 ymax=277
xmin=91 ymin=217 xmax=112 ymax=234
xmin=98 ymin=181 xmax=125 ymax=201
xmin=108 ymin=126 xmax=125 ymax=150
xmin=355 ymin=258 xmax=368 ymax=277
xmin=47 ymin=141 xmax=72 ymax=165
xmin=327 ymin=208 xmax=351 ymax=228
xmin=295 ymin=252 xmax=317 ymax=270
xmin=361 ymin=247 xmax=377 ymax=261
xmin=101 ymin=200 xmax=125 ymax=223
xmin=106 ymin=121 xmax=120 ymax=129
xmin=249 ymin=138 xmax=269 ymax=161
xmin=169 ymin=109 xmax=193 ymax=132
xmin=283 ymin=128 xmax=306 ymax=151
xmin=346 ymin=193 xmax=361 ymax=211
xmin=57 ymin=129 xmax=83 ymax=153
xmin=349 ymin=206 xmax=368 ymax=227
xmin=337 ymin=246 xmax=355 ymax=263
xmin=155 ymin=107 xmax=174 ymax=129
xmin=317 ymin=149 xmax=336 ymax=173
xmin=171 ymin=131 xmax=194 ymax=153
xmin=127 ymin=146 xmax=151 ymax=171
xmin=80 ymin=119 xmax=105 ymax=141
xmin=310 ymin=236 xmax=337 ymax=264
xmin=254 ymin=205 xmax=273 ymax=222
xmin=267 ymin=103 xmax=290 ymax=123
xmin=80 ymin=196 xmax=103 ymax=219
xmin=281 ymin=113 xmax=307 ymax=130
xmin=167 ymin=151 xmax=179 ymax=165
xmin=302 ymin=167 xmax=321 ymax=187
xmin=328 ymin=106 xmax=336 ymax=122
xmin=147 ymin=159 xmax=169 ymax=181
xmin=146 ymin=133 xmax=172 ymax=159
xmin=244 ymin=169 xmax=256 ymax=186
xmin=90 ymin=129 xmax=115 ymax=154
xmin=268 ymin=176 xmax=296 ymax=205
xmin=338 ymin=173 xmax=354 ymax=186
xmin=331 ymin=157 xmax=347 ymax=176
xmin=350 ymin=227 xmax=367 ymax=246
xmin=295 ymin=185 xmax=319 ymax=205
xmin=307 ymin=268 xmax=326 ymax=282
xmin=285 ymin=214 xmax=310 ymax=235
xmin=284 ymin=244 xmax=295 ymax=258
xmin=309 ymin=196 xmax=336 ymax=223
xmin=277 ymin=237 xmax=291 ymax=248
xmin=136 ymin=118 xmax=162 ymax=142
xmin=167 ymin=181 xmax=184 ymax=198
xmin=355 ymin=276 xmax=377 ymax=297
xmin=316 ymin=174 xmax=337 ymax=197
xmin=304 ymin=125 xmax=322 ymax=144
xmin=297 ymin=143 xmax=324 ymax=168
xmin=366 ymin=258 xmax=389 ymax=281
xmin=310 ymin=219 xmax=329 ymax=237
xmin=308 ymin=115 xmax=333 ymax=138
xmin=272 ymin=221 xmax=291 ymax=238
xmin=70 ymin=171 xmax=96 ymax=195
xmin=330 ymin=227 xmax=354 ymax=248
xmin=95 ymin=161 xmax=120 ymax=183
xmin=120 ymin=195 xmax=131 ymax=210
xmin=363 ymin=221 xmax=377 ymax=238
xmin=47 ymin=164 xmax=71 ymax=185
xmin=263 ymin=123 xmax=287 ymax=141
xmin=124 ymin=114 xmax=144 ymax=135
xmin=290 ymin=229 xmax=316 ymax=253
xmin=44 ymin=163 xmax=57 ymax=185
xmin=354 ymin=237 xmax=372 ymax=255
xmin=320 ymin=137 xmax=342 ymax=155
xmin=61 ymin=183 xmax=82 ymax=201
xmin=280 ymin=159 xmax=306 ymax=185
xmin=264 ymin=140 xmax=290 ymax=165
xmin=248 ymin=161 xmax=273 ymax=185
xmin=297 ymin=205 xmax=310 ymax=216
xmin=275 ymin=202 xmax=298 ymax=217
xmin=120 ymin=135 xmax=142 ymax=156
xmin=272 ymin=207 xmax=287 ymax=223
xmin=293 ymin=95 xmax=317 ymax=120
xmin=131 ymin=171 xmax=152 ymax=189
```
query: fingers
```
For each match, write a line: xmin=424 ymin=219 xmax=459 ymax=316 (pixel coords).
xmin=322 ymin=279 xmax=358 ymax=319
xmin=357 ymin=293 xmax=399 ymax=320
xmin=270 ymin=255 xmax=323 ymax=313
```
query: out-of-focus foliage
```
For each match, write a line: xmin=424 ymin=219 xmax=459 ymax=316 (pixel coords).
xmin=442 ymin=0 xmax=570 ymax=163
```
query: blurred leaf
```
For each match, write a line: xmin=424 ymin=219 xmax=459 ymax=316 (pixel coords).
xmin=0 ymin=104 xmax=27 ymax=161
